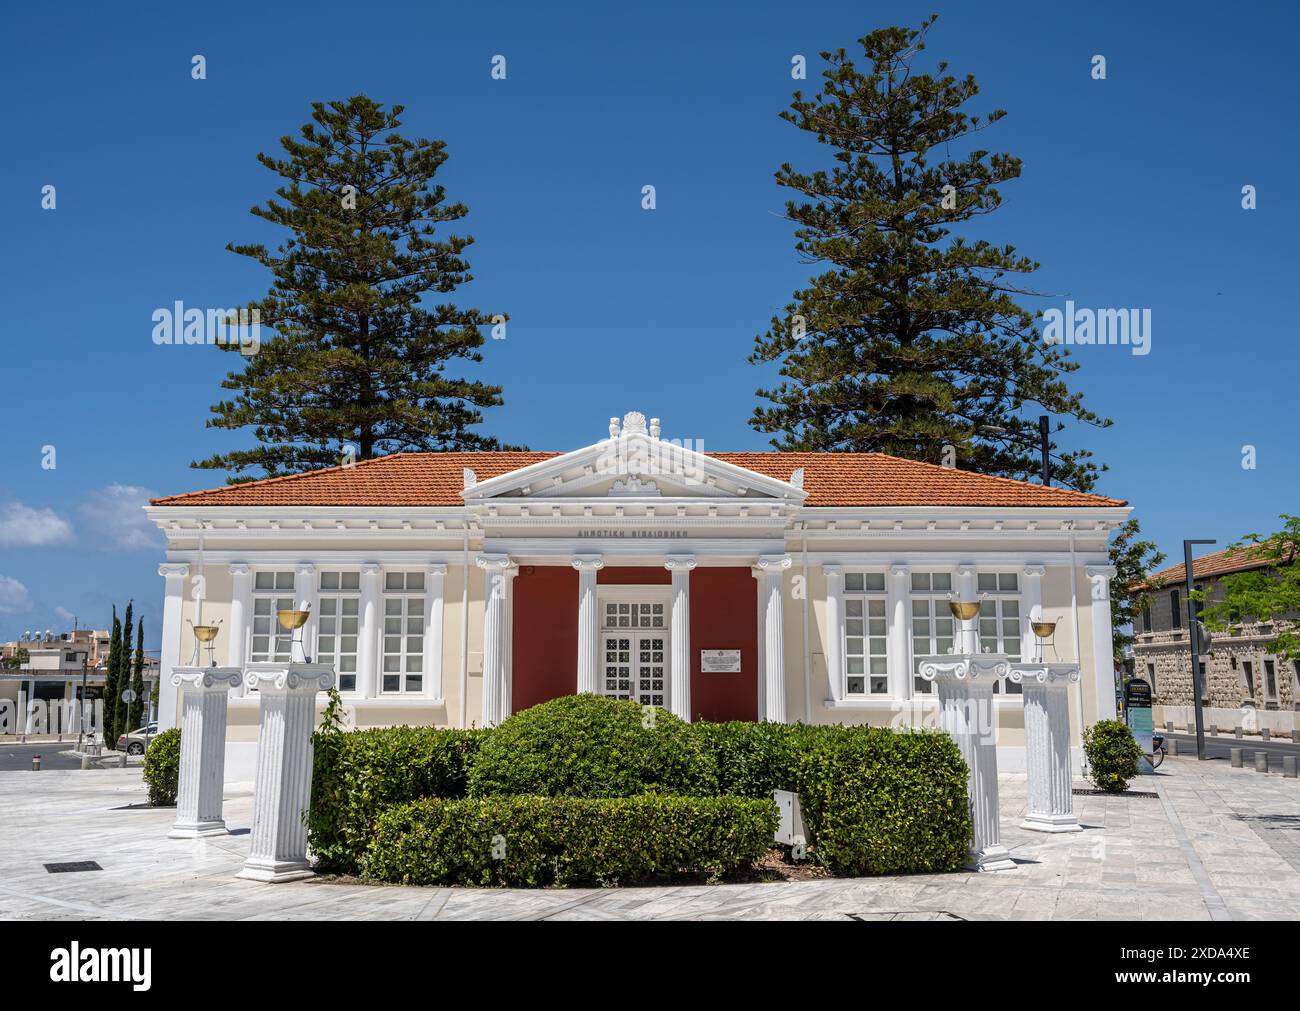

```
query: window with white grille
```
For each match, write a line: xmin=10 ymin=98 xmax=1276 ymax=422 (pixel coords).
xmin=382 ymin=571 xmax=425 ymax=694
xmin=250 ymin=571 xmax=295 ymax=663
xmin=844 ymin=572 xmax=888 ymax=695
xmin=910 ymin=572 xmax=954 ymax=694
xmin=317 ymin=571 xmax=360 ymax=692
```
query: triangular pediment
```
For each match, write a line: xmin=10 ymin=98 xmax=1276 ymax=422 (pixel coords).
xmin=463 ymin=432 xmax=806 ymax=504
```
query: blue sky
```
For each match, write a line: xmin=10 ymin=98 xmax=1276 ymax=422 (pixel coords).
xmin=1 ymin=0 xmax=1295 ymax=646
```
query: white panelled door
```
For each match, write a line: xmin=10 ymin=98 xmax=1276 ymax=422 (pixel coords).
xmin=600 ymin=600 xmax=668 ymax=708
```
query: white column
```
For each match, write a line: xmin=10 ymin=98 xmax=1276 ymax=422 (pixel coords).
xmin=1021 ymin=564 xmax=1046 ymax=661
xmin=238 ymin=664 xmax=335 ymax=882
xmin=1015 ymin=664 xmax=1082 ymax=832
xmin=888 ymin=563 xmax=911 ymax=699
xmin=758 ymin=554 xmax=791 ymax=722
xmin=1086 ymin=564 xmax=1118 ymax=720
xmin=751 ymin=567 xmax=766 ymax=719
xmin=955 ymin=563 xmax=977 ymax=655
xmin=477 ymin=554 xmax=513 ymax=727
xmin=156 ymin=563 xmax=190 ymax=731
xmin=294 ymin=563 xmax=317 ymax=663
xmin=228 ymin=563 xmax=252 ymax=675
xmin=424 ymin=563 xmax=447 ymax=701
xmin=357 ymin=563 xmax=381 ymax=699
xmin=822 ymin=564 xmax=844 ymax=704
xmin=664 ymin=555 xmax=696 ymax=720
xmin=168 ymin=666 xmax=243 ymax=838
xmin=572 ymin=555 xmax=605 ymax=695
xmin=919 ymin=657 xmax=1016 ymax=871
xmin=502 ymin=568 xmax=517 ymax=721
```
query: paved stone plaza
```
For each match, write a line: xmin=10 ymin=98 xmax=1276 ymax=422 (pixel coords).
xmin=2 ymin=757 xmax=1298 ymax=921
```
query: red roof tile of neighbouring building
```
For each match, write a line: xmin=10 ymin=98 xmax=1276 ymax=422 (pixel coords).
xmin=149 ymin=450 xmax=1126 ymax=509
xmin=1142 ymin=544 xmax=1280 ymax=587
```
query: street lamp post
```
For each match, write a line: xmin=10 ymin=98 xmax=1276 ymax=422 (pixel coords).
xmin=1184 ymin=539 xmax=1216 ymax=761
xmin=979 ymin=414 xmax=1053 ymax=487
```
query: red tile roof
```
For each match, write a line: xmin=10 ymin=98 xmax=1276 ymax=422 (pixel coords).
xmin=150 ymin=450 xmax=1126 ymax=509
xmin=1144 ymin=545 xmax=1275 ymax=587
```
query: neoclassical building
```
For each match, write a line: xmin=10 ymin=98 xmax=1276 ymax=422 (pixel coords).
xmin=146 ymin=411 xmax=1128 ymax=777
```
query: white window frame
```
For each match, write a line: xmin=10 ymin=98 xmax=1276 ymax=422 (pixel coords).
xmin=250 ymin=570 xmax=296 ymax=664
xmin=381 ymin=571 xmax=426 ymax=695
xmin=843 ymin=571 xmax=889 ymax=696
xmin=977 ymin=571 xmax=1023 ymax=696
xmin=316 ymin=570 xmax=361 ymax=694
xmin=909 ymin=570 xmax=956 ymax=695
xmin=597 ymin=586 xmax=671 ymax=709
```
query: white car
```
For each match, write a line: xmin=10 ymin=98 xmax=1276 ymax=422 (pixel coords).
xmin=117 ymin=722 xmax=158 ymax=755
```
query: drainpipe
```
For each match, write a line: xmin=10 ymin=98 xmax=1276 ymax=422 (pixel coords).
xmin=1068 ymin=523 xmax=1086 ymax=745
xmin=458 ymin=524 xmax=470 ymax=729
xmin=800 ymin=523 xmax=811 ymax=724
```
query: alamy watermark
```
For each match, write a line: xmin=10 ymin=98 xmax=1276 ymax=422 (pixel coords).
xmin=151 ymin=301 xmax=260 ymax=355
xmin=1041 ymin=300 xmax=1151 ymax=357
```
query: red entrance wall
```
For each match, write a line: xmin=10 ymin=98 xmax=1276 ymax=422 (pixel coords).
xmin=510 ymin=564 xmax=757 ymax=722
xmin=510 ymin=565 xmax=578 ymax=713
xmin=689 ymin=567 xmax=758 ymax=722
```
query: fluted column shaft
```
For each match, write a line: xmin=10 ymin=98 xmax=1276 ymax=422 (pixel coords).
xmin=477 ymin=555 xmax=513 ymax=726
xmin=822 ymin=565 xmax=844 ymax=704
xmin=156 ymin=564 xmax=190 ymax=731
xmin=357 ymin=564 xmax=381 ymax=698
xmin=169 ymin=667 xmax=242 ymax=838
xmin=238 ymin=664 xmax=335 ymax=882
xmin=758 ymin=555 xmax=791 ymax=723
xmin=665 ymin=555 xmax=696 ymax=720
xmin=1020 ymin=667 xmax=1081 ymax=832
xmin=572 ymin=556 xmax=605 ymax=695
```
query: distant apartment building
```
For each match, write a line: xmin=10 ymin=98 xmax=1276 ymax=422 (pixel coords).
xmin=1134 ymin=546 xmax=1299 ymax=732
xmin=0 ymin=628 xmax=158 ymax=727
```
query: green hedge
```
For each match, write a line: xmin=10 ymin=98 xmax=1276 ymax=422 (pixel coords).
xmin=308 ymin=725 xmax=486 ymax=872
xmin=143 ymin=727 xmax=181 ymax=806
xmin=692 ymin=721 xmax=972 ymax=875
xmin=467 ymin=694 xmax=719 ymax=799
xmin=361 ymin=793 xmax=779 ymax=887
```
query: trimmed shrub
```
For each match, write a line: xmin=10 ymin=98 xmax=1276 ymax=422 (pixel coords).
xmin=309 ymin=725 xmax=486 ymax=872
xmin=693 ymin=721 xmax=971 ymax=876
xmin=1083 ymin=719 xmax=1144 ymax=793
xmin=361 ymin=793 xmax=779 ymax=887
xmin=143 ymin=727 xmax=181 ymax=806
xmin=467 ymin=694 xmax=719 ymax=799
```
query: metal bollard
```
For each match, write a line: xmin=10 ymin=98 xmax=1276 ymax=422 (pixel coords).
xmin=1262 ymin=728 xmax=1271 ymax=742
xmin=1167 ymin=738 xmax=1178 ymax=756
xmin=1230 ymin=748 xmax=1243 ymax=768
xmin=1166 ymin=721 xmax=1174 ymax=733
xmin=1293 ymin=729 xmax=1300 ymax=745
xmin=80 ymin=754 xmax=91 ymax=770
xmin=1284 ymin=756 xmax=1297 ymax=779
xmin=1255 ymin=752 xmax=1269 ymax=773
xmin=1210 ymin=725 xmax=1218 ymax=736
xmin=1235 ymin=727 xmax=1243 ymax=739
xmin=31 ymin=755 xmax=40 ymax=771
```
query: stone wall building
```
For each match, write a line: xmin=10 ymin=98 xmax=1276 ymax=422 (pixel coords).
xmin=1135 ymin=546 xmax=1300 ymax=732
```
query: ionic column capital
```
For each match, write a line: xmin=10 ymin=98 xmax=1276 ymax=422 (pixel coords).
xmin=159 ymin=563 xmax=190 ymax=579
xmin=360 ymin=562 xmax=382 ymax=577
xmin=1085 ymin=564 xmax=1117 ymax=580
xmin=571 ymin=554 xmax=605 ymax=572
xmin=295 ymin=562 xmax=316 ymax=576
xmin=664 ymin=554 xmax=697 ymax=572
xmin=822 ymin=563 xmax=843 ymax=578
xmin=228 ymin=562 xmax=251 ymax=577
xmin=426 ymin=562 xmax=448 ymax=576
xmin=889 ymin=563 xmax=910 ymax=577
xmin=1023 ymin=564 xmax=1047 ymax=578
xmin=477 ymin=553 xmax=514 ymax=572
xmin=757 ymin=554 xmax=792 ymax=572
xmin=956 ymin=563 xmax=977 ymax=578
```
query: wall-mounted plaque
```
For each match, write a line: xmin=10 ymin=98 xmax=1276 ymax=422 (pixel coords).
xmin=700 ymin=649 xmax=741 ymax=673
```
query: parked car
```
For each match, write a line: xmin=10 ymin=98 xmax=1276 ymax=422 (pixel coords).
xmin=118 ymin=722 xmax=158 ymax=755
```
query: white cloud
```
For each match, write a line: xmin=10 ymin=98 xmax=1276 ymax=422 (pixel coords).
xmin=54 ymin=605 xmax=76 ymax=625
xmin=0 ymin=502 xmax=74 ymax=547
xmin=0 ymin=576 xmax=31 ymax=615
xmin=77 ymin=484 xmax=161 ymax=551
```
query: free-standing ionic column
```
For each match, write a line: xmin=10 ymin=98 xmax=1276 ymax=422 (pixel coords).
xmin=228 ymin=563 xmax=252 ymax=696
xmin=356 ymin=563 xmax=382 ymax=698
xmin=1014 ymin=663 xmax=1082 ymax=832
xmin=168 ymin=666 xmax=243 ymax=838
xmin=757 ymin=554 xmax=791 ymax=723
xmin=572 ymin=555 xmax=605 ymax=696
xmin=477 ymin=554 xmax=513 ymax=726
xmin=1086 ymin=564 xmax=1119 ymax=721
xmin=238 ymin=663 xmax=335 ymax=882
xmin=664 ymin=555 xmax=696 ymax=720
xmin=919 ymin=656 xmax=1016 ymax=871
xmin=822 ymin=564 xmax=844 ymax=704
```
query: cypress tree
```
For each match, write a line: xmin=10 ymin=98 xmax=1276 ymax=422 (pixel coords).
xmin=103 ymin=607 xmax=120 ymax=749
xmin=117 ymin=601 xmax=133 ymax=744
xmin=750 ymin=18 xmax=1110 ymax=491
xmin=128 ymin=618 xmax=145 ymax=731
xmin=193 ymin=94 xmax=515 ymax=481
